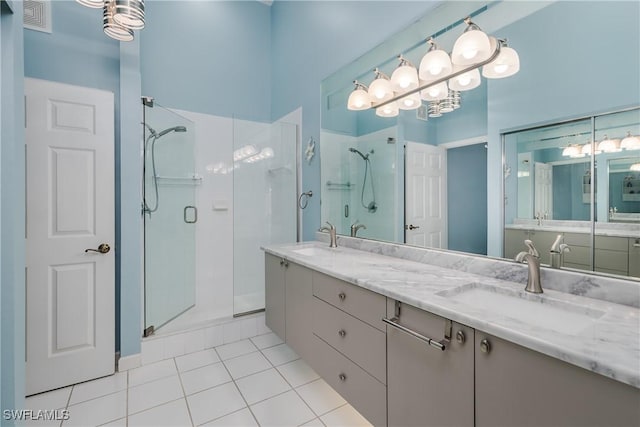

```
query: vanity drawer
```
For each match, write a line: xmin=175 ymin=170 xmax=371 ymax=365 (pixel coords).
xmin=312 ymin=335 xmax=386 ymax=427
xmin=595 ymin=236 xmax=628 ymax=252
xmin=563 ymin=245 xmax=591 ymax=267
xmin=312 ymin=272 xmax=386 ymax=331
xmin=594 ymin=248 xmax=628 ymax=273
xmin=562 ymin=232 xmax=591 ymax=247
xmin=312 ymin=296 xmax=386 ymax=384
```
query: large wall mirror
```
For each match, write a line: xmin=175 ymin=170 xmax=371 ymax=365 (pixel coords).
xmin=320 ymin=1 xmax=640 ymax=280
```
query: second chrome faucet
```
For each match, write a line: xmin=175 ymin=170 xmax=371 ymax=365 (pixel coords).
xmin=515 ymin=240 xmax=543 ymax=293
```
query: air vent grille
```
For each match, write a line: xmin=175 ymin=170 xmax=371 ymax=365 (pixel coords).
xmin=24 ymin=0 xmax=52 ymax=34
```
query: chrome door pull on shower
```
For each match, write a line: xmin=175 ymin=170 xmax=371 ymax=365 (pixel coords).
xmin=85 ymin=243 xmax=111 ymax=254
xmin=184 ymin=206 xmax=198 ymax=224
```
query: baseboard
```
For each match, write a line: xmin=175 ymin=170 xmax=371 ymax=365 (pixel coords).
xmin=117 ymin=353 xmax=141 ymax=371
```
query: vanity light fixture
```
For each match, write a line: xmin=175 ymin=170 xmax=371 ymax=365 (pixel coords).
xmin=390 ymin=55 xmax=420 ymax=92
xmin=562 ymin=144 xmax=583 ymax=158
xmin=419 ymin=38 xmax=453 ymax=81
xmin=581 ymin=141 xmax=601 ymax=156
xmin=621 ymin=132 xmax=640 ymax=150
xmin=346 ymin=15 xmax=519 ymax=118
xmin=347 ymin=81 xmax=371 ymax=111
xmin=368 ymin=69 xmax=394 ymax=103
xmin=630 ymin=163 xmax=640 ymax=172
xmin=77 ymin=0 xmax=145 ymax=42
xmin=597 ymin=135 xmax=621 ymax=153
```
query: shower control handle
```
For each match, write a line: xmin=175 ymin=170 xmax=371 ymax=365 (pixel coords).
xmin=85 ymin=243 xmax=111 ymax=254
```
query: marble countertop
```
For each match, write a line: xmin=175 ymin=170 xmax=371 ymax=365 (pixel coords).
xmin=505 ymin=222 xmax=640 ymax=238
xmin=263 ymin=241 xmax=640 ymax=389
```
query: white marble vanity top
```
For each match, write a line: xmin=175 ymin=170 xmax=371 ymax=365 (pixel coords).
xmin=262 ymin=241 xmax=640 ymax=389
xmin=506 ymin=219 xmax=640 ymax=238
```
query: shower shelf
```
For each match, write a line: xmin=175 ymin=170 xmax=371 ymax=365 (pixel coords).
xmin=326 ymin=180 xmax=354 ymax=190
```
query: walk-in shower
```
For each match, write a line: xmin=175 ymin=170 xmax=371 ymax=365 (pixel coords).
xmin=142 ymin=100 xmax=196 ymax=336
xmin=349 ymin=147 xmax=377 ymax=213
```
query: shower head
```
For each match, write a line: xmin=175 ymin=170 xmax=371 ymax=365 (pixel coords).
xmin=348 ymin=147 xmax=369 ymax=160
xmin=157 ymin=126 xmax=187 ymax=138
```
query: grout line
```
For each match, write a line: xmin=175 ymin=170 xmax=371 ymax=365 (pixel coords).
xmin=173 ymin=358 xmax=196 ymax=427
xmin=216 ymin=355 xmax=261 ymax=427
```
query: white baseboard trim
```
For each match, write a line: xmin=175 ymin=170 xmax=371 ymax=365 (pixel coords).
xmin=117 ymin=353 xmax=142 ymax=371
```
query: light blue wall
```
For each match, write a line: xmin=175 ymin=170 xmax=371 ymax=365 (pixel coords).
xmin=435 ymin=82 xmax=487 ymax=144
xmin=1 ymin=0 xmax=25 ymax=420
xmin=448 ymin=144 xmax=487 ymax=255
xmin=552 ymin=163 xmax=590 ymax=221
xmin=271 ymin=1 xmax=438 ymax=240
xmin=140 ymin=1 xmax=271 ymax=122
xmin=487 ymin=1 xmax=640 ymax=256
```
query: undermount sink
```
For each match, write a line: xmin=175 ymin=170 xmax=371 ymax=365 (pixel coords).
xmin=437 ymin=283 xmax=605 ymax=335
xmin=291 ymin=247 xmax=330 ymax=257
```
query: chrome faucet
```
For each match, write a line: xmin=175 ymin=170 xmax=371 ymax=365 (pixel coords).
xmin=549 ymin=234 xmax=571 ymax=269
xmin=350 ymin=221 xmax=366 ymax=237
xmin=515 ymin=240 xmax=543 ymax=293
xmin=319 ymin=221 xmax=338 ymax=248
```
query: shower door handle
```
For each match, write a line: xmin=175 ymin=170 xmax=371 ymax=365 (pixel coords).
xmin=184 ymin=206 xmax=198 ymax=224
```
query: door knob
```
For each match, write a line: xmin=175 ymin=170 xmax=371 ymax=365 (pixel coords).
xmin=405 ymin=224 xmax=420 ymax=230
xmin=85 ymin=243 xmax=110 ymax=254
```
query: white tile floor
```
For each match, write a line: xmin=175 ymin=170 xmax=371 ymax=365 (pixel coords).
xmin=24 ymin=332 xmax=372 ymax=427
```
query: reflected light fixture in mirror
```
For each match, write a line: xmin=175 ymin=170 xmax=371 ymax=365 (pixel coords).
xmin=582 ymin=140 xmax=600 ymax=156
xmin=621 ymin=132 xmax=640 ymax=150
xmin=630 ymin=163 xmax=640 ymax=171
xmin=78 ymin=0 xmax=145 ymax=41
xmin=562 ymin=144 xmax=583 ymax=158
xmin=597 ymin=135 xmax=622 ymax=153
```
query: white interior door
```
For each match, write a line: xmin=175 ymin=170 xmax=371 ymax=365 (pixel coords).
xmin=534 ymin=162 xmax=553 ymax=219
xmin=25 ymin=78 xmax=115 ymax=395
xmin=405 ymin=142 xmax=447 ymax=248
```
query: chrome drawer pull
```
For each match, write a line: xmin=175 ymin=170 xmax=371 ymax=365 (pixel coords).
xmin=339 ymin=373 xmax=347 ymax=382
xmin=382 ymin=317 xmax=446 ymax=351
xmin=338 ymin=329 xmax=346 ymax=338
xmin=338 ymin=292 xmax=346 ymax=301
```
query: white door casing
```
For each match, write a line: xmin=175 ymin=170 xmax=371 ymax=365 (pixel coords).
xmin=405 ymin=142 xmax=447 ymax=249
xmin=25 ymin=78 xmax=115 ymax=395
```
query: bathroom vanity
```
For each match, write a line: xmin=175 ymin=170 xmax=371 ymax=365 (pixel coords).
xmin=263 ymin=240 xmax=640 ymax=426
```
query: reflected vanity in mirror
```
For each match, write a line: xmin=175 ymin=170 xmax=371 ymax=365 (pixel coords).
xmin=503 ymin=107 xmax=640 ymax=278
xmin=320 ymin=0 xmax=640 ymax=281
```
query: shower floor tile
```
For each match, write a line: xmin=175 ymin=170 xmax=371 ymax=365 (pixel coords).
xmin=27 ymin=328 xmax=366 ymax=426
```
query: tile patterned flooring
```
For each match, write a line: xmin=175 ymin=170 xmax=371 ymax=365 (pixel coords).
xmin=24 ymin=333 xmax=372 ymax=427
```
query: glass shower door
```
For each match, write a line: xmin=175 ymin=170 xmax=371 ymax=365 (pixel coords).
xmin=143 ymin=103 xmax=197 ymax=333
xmin=233 ymin=120 xmax=298 ymax=315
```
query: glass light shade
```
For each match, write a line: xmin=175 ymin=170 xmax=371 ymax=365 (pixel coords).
xmin=581 ymin=142 xmax=600 ymax=156
xmin=562 ymin=145 xmax=582 ymax=157
xmin=597 ymin=136 xmax=621 ymax=153
xmin=448 ymin=68 xmax=481 ymax=91
xmin=482 ymin=45 xmax=520 ymax=79
xmin=103 ymin=1 xmax=134 ymax=42
xmin=113 ymin=0 xmax=145 ymax=30
xmin=451 ymin=28 xmax=491 ymax=65
xmin=347 ymin=88 xmax=371 ymax=111
xmin=398 ymin=92 xmax=422 ymax=110
xmin=630 ymin=163 xmax=640 ymax=172
xmin=368 ymin=77 xmax=393 ymax=103
xmin=418 ymin=49 xmax=453 ymax=81
xmin=391 ymin=64 xmax=419 ymax=92
xmin=420 ymin=81 xmax=448 ymax=101
xmin=621 ymin=132 xmax=640 ymax=150
xmin=77 ymin=0 xmax=105 ymax=8
xmin=376 ymin=102 xmax=399 ymax=118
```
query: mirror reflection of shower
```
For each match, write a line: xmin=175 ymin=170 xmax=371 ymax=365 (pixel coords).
xmin=348 ymin=147 xmax=378 ymax=213
xmin=143 ymin=124 xmax=188 ymax=214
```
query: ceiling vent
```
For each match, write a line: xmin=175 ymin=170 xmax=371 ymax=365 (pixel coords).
xmin=24 ymin=0 xmax=52 ymax=34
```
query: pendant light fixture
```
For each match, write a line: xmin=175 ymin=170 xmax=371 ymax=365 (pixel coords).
xmin=597 ymin=135 xmax=621 ymax=153
xmin=562 ymin=144 xmax=583 ymax=158
xmin=347 ymin=81 xmax=371 ymax=111
xmin=621 ymin=131 xmax=640 ymax=150
xmin=451 ymin=17 xmax=492 ymax=65
xmin=581 ymin=140 xmax=600 ymax=156
xmin=77 ymin=0 xmax=145 ymax=41
xmin=418 ymin=38 xmax=453 ymax=81
xmin=103 ymin=0 xmax=133 ymax=42
xmin=482 ymin=38 xmax=520 ymax=79
xmin=630 ymin=163 xmax=640 ymax=172
xmin=346 ymin=14 xmax=519 ymax=118
xmin=368 ymin=69 xmax=394 ymax=103
xmin=390 ymin=55 xmax=419 ymax=92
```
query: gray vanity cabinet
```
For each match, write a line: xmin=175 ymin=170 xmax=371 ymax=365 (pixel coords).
xmin=475 ymin=332 xmax=640 ymax=427
xmin=386 ymin=300 xmax=474 ymax=427
xmin=265 ymin=253 xmax=286 ymax=340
